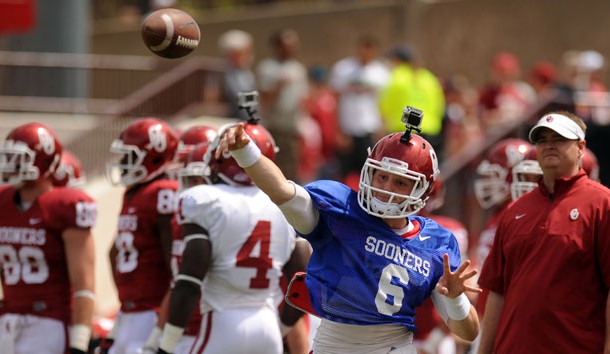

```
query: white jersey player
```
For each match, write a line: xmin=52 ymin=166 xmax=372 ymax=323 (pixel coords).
xmin=157 ymin=122 xmax=308 ymax=354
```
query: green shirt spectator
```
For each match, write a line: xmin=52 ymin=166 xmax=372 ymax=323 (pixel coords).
xmin=379 ymin=47 xmax=446 ymax=136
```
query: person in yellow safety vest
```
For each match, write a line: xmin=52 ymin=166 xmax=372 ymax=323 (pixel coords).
xmin=379 ymin=45 xmax=446 ymax=155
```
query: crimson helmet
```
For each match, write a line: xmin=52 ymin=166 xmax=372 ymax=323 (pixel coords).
xmin=106 ymin=118 xmax=179 ymax=186
xmin=176 ymin=125 xmax=218 ymax=165
xmin=424 ymin=178 xmax=445 ymax=213
xmin=51 ymin=150 xmax=86 ymax=188
xmin=177 ymin=142 xmax=214 ymax=190
xmin=510 ymin=147 xmax=542 ymax=201
xmin=474 ymin=138 xmax=533 ymax=209
xmin=205 ymin=122 xmax=278 ymax=186
xmin=358 ymin=132 xmax=440 ymax=218
xmin=581 ymin=147 xmax=600 ymax=181
xmin=0 ymin=122 xmax=62 ymax=186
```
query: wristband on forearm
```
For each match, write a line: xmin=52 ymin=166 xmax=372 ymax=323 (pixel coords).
xmin=442 ymin=293 xmax=471 ymax=321
xmin=143 ymin=326 xmax=163 ymax=351
xmin=70 ymin=324 xmax=92 ymax=352
xmin=158 ymin=323 xmax=185 ymax=353
xmin=230 ymin=139 xmax=261 ymax=168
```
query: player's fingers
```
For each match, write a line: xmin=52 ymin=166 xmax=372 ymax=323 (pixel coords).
xmin=435 ymin=281 xmax=449 ymax=295
xmin=464 ymin=285 xmax=483 ymax=294
xmin=443 ymin=253 xmax=451 ymax=274
xmin=454 ymin=259 xmax=471 ymax=274
xmin=460 ymin=269 xmax=478 ymax=281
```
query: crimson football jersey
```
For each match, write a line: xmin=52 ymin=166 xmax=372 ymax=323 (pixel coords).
xmin=113 ymin=178 xmax=177 ymax=312
xmin=169 ymin=212 xmax=202 ymax=335
xmin=0 ymin=185 xmax=97 ymax=323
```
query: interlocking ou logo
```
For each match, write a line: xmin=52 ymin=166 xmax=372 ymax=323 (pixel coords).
xmin=148 ymin=124 xmax=167 ymax=152
xmin=37 ymin=128 xmax=55 ymax=155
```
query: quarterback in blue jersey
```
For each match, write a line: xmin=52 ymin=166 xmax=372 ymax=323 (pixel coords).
xmin=215 ymin=115 xmax=481 ymax=354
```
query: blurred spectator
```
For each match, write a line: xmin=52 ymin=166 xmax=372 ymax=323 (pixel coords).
xmin=581 ymin=147 xmax=600 ymax=182
xmin=257 ymin=28 xmax=309 ymax=182
xmin=302 ymin=64 xmax=339 ymax=180
xmin=528 ymin=60 xmax=557 ymax=98
xmin=478 ymin=51 xmax=536 ymax=128
xmin=329 ymin=35 xmax=390 ymax=182
xmin=379 ymin=44 xmax=446 ymax=156
xmin=441 ymin=75 xmax=483 ymax=159
xmin=218 ymin=29 xmax=257 ymax=120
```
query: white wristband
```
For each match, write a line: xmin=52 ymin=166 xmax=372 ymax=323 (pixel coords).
xmin=230 ymin=139 xmax=261 ymax=168
xmin=144 ymin=326 xmax=163 ymax=350
xmin=443 ymin=293 xmax=471 ymax=321
xmin=70 ymin=324 xmax=92 ymax=351
xmin=73 ymin=289 xmax=95 ymax=300
xmin=159 ymin=323 xmax=185 ymax=353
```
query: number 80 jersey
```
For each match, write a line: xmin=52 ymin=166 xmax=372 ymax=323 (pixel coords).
xmin=176 ymin=184 xmax=296 ymax=313
xmin=0 ymin=185 xmax=97 ymax=323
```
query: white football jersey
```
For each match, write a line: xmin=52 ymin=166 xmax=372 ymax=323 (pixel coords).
xmin=177 ymin=184 xmax=296 ymax=313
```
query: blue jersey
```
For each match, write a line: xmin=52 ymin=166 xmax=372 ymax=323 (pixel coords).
xmin=300 ymin=180 xmax=461 ymax=331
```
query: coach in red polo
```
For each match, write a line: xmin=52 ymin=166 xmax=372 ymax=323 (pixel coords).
xmin=477 ymin=111 xmax=610 ymax=354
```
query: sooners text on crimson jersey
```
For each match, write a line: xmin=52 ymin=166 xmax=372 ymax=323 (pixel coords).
xmin=0 ymin=185 xmax=96 ymax=323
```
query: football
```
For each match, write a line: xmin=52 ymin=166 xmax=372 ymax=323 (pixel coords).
xmin=141 ymin=8 xmax=200 ymax=59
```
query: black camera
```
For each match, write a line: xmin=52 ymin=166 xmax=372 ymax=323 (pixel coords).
xmin=238 ymin=91 xmax=259 ymax=109
xmin=237 ymin=90 xmax=260 ymax=123
xmin=401 ymin=106 xmax=423 ymax=132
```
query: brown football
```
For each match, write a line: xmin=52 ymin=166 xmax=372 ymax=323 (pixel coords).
xmin=141 ymin=8 xmax=200 ymax=59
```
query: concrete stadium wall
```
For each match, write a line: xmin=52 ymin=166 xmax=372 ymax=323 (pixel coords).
xmin=92 ymin=0 xmax=610 ymax=86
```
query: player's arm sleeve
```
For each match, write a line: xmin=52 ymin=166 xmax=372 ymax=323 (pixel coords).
xmin=166 ymin=222 xmax=209 ymax=330
xmin=278 ymin=182 xmax=319 ymax=234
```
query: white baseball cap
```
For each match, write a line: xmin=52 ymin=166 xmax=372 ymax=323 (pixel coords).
xmin=528 ymin=113 xmax=585 ymax=143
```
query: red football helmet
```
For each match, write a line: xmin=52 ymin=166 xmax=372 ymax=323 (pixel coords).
xmin=424 ymin=178 xmax=445 ymax=213
xmin=205 ymin=122 xmax=278 ymax=186
xmin=510 ymin=147 xmax=542 ymax=201
xmin=106 ymin=118 xmax=179 ymax=186
xmin=358 ymin=132 xmax=440 ymax=218
xmin=176 ymin=125 xmax=218 ymax=165
xmin=177 ymin=142 xmax=214 ymax=190
xmin=51 ymin=150 xmax=86 ymax=188
xmin=0 ymin=122 xmax=62 ymax=186
xmin=474 ymin=138 xmax=534 ymax=209
xmin=581 ymin=147 xmax=600 ymax=181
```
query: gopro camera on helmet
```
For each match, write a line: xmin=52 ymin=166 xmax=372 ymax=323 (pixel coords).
xmin=400 ymin=106 xmax=424 ymax=143
xmin=401 ymin=106 xmax=423 ymax=132
xmin=237 ymin=91 xmax=260 ymax=123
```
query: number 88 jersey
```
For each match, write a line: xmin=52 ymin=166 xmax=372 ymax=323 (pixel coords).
xmin=0 ymin=185 xmax=97 ymax=323
xmin=176 ymin=183 xmax=296 ymax=313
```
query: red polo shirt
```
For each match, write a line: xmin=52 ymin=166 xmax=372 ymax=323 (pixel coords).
xmin=479 ymin=170 xmax=610 ymax=354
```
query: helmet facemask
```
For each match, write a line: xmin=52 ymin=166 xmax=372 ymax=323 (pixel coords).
xmin=474 ymin=160 xmax=509 ymax=209
xmin=0 ymin=140 xmax=44 ymax=186
xmin=510 ymin=160 xmax=542 ymax=200
xmin=106 ymin=139 xmax=148 ymax=186
xmin=358 ymin=154 xmax=429 ymax=219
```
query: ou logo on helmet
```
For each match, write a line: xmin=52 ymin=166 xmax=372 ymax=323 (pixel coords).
xmin=148 ymin=124 xmax=168 ymax=152
xmin=37 ymin=127 xmax=56 ymax=155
